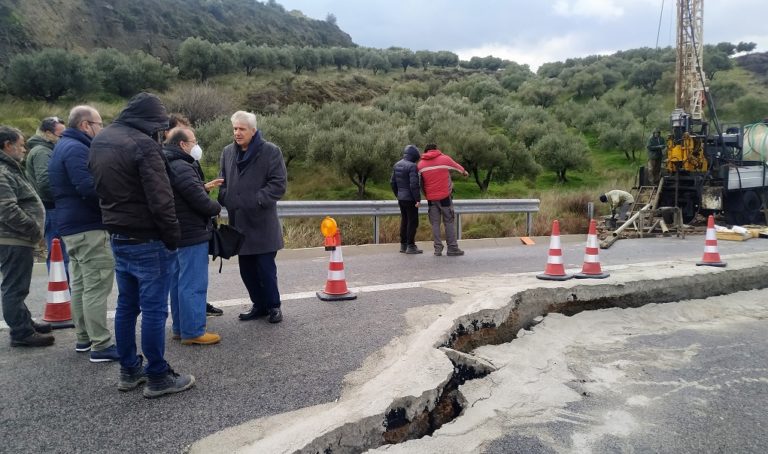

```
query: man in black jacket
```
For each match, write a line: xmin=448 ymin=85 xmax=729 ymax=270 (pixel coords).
xmin=89 ymin=92 xmax=194 ymax=399
xmin=390 ymin=145 xmax=422 ymax=254
xmin=219 ymin=111 xmax=287 ymax=324
xmin=163 ymin=127 xmax=222 ymax=346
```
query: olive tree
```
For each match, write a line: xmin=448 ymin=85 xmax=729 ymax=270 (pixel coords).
xmin=532 ymin=131 xmax=591 ymax=183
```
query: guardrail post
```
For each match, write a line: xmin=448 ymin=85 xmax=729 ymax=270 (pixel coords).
xmin=374 ymin=215 xmax=380 ymax=244
xmin=526 ymin=212 xmax=532 ymax=236
xmin=456 ymin=213 xmax=462 ymax=240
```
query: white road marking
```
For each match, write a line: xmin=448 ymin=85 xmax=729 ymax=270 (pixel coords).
xmin=0 ymin=279 xmax=450 ymax=331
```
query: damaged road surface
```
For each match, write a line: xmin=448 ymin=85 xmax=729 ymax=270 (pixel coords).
xmin=190 ymin=252 xmax=768 ymax=454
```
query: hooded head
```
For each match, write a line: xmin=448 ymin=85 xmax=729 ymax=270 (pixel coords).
xmin=599 ymin=194 xmax=608 ymax=203
xmin=115 ymin=92 xmax=170 ymax=137
xmin=403 ymin=144 xmax=420 ymax=162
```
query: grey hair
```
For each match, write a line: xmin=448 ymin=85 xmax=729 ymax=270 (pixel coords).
xmin=68 ymin=105 xmax=98 ymax=130
xmin=231 ymin=111 xmax=257 ymax=129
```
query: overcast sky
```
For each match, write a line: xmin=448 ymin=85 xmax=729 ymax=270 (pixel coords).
xmin=277 ymin=0 xmax=767 ymax=71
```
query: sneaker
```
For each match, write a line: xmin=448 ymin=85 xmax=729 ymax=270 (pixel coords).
xmin=31 ymin=320 xmax=52 ymax=334
xmin=399 ymin=243 xmax=407 ymax=253
xmin=75 ymin=341 xmax=93 ymax=352
xmin=405 ymin=245 xmax=423 ymax=254
xmin=90 ymin=345 xmax=120 ymax=363
xmin=143 ymin=367 xmax=195 ymax=399
xmin=118 ymin=356 xmax=147 ymax=391
xmin=434 ymin=245 xmax=444 ymax=256
xmin=268 ymin=308 xmax=283 ymax=324
xmin=181 ymin=332 xmax=221 ymax=345
xmin=206 ymin=303 xmax=223 ymax=317
xmin=447 ymin=249 xmax=465 ymax=256
xmin=10 ymin=332 xmax=54 ymax=348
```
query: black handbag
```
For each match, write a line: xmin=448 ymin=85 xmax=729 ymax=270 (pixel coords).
xmin=209 ymin=218 xmax=244 ymax=272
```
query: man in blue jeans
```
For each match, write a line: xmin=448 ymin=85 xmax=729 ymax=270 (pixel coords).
xmin=89 ymin=92 xmax=194 ymax=398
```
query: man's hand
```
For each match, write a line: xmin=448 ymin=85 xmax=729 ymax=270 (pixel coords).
xmin=205 ymin=178 xmax=224 ymax=191
xmin=462 ymin=171 xmax=469 ymax=177
xmin=415 ymin=201 xmax=420 ymax=208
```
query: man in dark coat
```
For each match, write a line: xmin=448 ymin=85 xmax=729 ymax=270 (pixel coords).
xmin=218 ymin=111 xmax=287 ymax=324
xmin=163 ymin=126 xmax=222 ymax=346
xmin=89 ymin=92 xmax=194 ymax=398
xmin=49 ymin=105 xmax=119 ymax=362
xmin=646 ymin=129 xmax=665 ymax=185
xmin=390 ymin=144 xmax=422 ymax=254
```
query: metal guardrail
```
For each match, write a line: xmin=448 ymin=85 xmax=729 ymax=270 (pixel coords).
xmin=223 ymin=199 xmax=540 ymax=244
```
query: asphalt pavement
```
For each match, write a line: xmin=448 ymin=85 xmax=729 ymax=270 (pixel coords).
xmin=1 ymin=235 xmax=768 ymax=453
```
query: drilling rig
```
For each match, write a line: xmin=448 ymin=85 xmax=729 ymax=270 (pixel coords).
xmin=646 ymin=0 xmax=768 ymax=225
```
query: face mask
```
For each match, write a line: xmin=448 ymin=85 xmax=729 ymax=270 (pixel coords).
xmin=190 ymin=144 xmax=203 ymax=161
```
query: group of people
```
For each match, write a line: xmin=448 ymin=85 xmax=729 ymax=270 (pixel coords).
xmin=390 ymin=143 xmax=469 ymax=256
xmin=0 ymin=92 xmax=287 ymax=398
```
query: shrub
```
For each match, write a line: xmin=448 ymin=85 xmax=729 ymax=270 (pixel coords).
xmin=163 ymin=83 xmax=235 ymax=125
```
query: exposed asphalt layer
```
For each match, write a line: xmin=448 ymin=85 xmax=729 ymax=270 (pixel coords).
xmin=0 ymin=287 xmax=450 ymax=453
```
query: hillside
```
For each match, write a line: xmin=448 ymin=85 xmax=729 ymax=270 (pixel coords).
xmin=0 ymin=0 xmax=354 ymax=64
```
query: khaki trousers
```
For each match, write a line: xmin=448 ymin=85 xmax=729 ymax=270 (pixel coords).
xmin=62 ymin=230 xmax=115 ymax=351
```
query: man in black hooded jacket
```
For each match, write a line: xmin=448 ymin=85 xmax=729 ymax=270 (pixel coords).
xmin=89 ymin=92 xmax=194 ymax=399
xmin=390 ymin=144 xmax=422 ymax=254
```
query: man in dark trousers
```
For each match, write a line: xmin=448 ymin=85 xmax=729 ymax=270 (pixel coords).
xmin=89 ymin=92 xmax=194 ymax=398
xmin=219 ymin=111 xmax=287 ymax=324
xmin=390 ymin=144 xmax=422 ymax=254
xmin=646 ymin=129 xmax=665 ymax=185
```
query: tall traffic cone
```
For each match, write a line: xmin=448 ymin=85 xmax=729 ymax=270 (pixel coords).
xmin=537 ymin=220 xmax=573 ymax=281
xmin=575 ymin=219 xmax=609 ymax=279
xmin=316 ymin=245 xmax=357 ymax=301
xmin=696 ymin=215 xmax=726 ymax=267
xmin=42 ymin=239 xmax=75 ymax=329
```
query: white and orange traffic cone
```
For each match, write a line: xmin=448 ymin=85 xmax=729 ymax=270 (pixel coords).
xmin=536 ymin=220 xmax=573 ymax=281
xmin=575 ymin=219 xmax=610 ymax=279
xmin=316 ymin=245 xmax=357 ymax=301
xmin=697 ymin=214 xmax=726 ymax=267
xmin=42 ymin=238 xmax=75 ymax=329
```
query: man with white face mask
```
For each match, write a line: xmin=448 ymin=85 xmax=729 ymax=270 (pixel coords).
xmin=163 ymin=127 xmax=223 ymax=345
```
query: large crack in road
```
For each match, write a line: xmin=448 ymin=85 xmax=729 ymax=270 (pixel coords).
xmin=189 ymin=252 xmax=768 ymax=454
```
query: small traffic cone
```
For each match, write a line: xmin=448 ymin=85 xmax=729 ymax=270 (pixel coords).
xmin=575 ymin=219 xmax=610 ymax=279
xmin=42 ymin=239 xmax=75 ymax=329
xmin=316 ymin=245 xmax=357 ymax=301
xmin=697 ymin=215 xmax=726 ymax=267
xmin=537 ymin=220 xmax=573 ymax=281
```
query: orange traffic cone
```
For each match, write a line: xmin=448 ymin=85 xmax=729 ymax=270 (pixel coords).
xmin=316 ymin=245 xmax=357 ymax=301
xmin=696 ymin=215 xmax=726 ymax=267
xmin=575 ymin=219 xmax=609 ymax=279
xmin=42 ymin=239 xmax=75 ymax=329
xmin=537 ymin=220 xmax=573 ymax=281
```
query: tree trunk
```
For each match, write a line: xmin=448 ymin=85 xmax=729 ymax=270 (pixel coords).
xmin=481 ymin=168 xmax=494 ymax=193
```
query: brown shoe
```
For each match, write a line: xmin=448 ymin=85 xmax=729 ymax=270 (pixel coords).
xmin=181 ymin=332 xmax=221 ymax=345
xmin=11 ymin=332 xmax=55 ymax=347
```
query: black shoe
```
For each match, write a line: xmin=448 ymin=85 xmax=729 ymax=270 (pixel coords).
xmin=31 ymin=320 xmax=52 ymax=334
xmin=143 ymin=367 xmax=195 ymax=399
xmin=11 ymin=332 xmax=55 ymax=347
xmin=405 ymin=245 xmax=423 ymax=254
xmin=239 ymin=305 xmax=268 ymax=321
xmin=268 ymin=308 xmax=283 ymax=324
xmin=447 ymin=249 xmax=465 ymax=256
xmin=206 ymin=303 xmax=223 ymax=317
xmin=118 ymin=356 xmax=147 ymax=391
xmin=399 ymin=243 xmax=407 ymax=253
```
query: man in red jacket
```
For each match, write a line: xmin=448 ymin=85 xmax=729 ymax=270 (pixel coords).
xmin=417 ymin=143 xmax=468 ymax=256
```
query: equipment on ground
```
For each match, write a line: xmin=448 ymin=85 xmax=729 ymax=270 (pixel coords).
xmin=639 ymin=0 xmax=768 ymax=226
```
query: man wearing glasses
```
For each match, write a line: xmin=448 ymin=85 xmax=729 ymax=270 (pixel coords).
xmin=24 ymin=116 xmax=66 ymax=273
xmin=49 ymin=106 xmax=119 ymax=363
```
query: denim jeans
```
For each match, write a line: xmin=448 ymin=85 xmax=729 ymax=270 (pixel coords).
xmin=238 ymin=252 xmax=280 ymax=311
xmin=45 ymin=208 xmax=69 ymax=277
xmin=111 ymin=238 xmax=175 ymax=377
xmin=169 ymin=241 xmax=208 ymax=339
xmin=0 ymin=245 xmax=35 ymax=341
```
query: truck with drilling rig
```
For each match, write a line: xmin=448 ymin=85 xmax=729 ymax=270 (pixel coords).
xmin=639 ymin=0 xmax=768 ymax=226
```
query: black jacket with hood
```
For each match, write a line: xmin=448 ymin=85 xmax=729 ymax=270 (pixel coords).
xmin=390 ymin=145 xmax=421 ymax=202
xmin=163 ymin=144 xmax=221 ymax=248
xmin=89 ymin=92 xmax=181 ymax=249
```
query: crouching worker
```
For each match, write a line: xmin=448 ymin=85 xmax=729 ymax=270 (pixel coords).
xmin=600 ymin=189 xmax=635 ymax=227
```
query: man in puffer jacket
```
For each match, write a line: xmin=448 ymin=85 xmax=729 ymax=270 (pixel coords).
xmin=390 ymin=144 xmax=422 ymax=254
xmin=163 ymin=126 xmax=222 ymax=346
xmin=90 ymin=92 xmax=194 ymax=398
xmin=417 ymin=143 xmax=468 ymax=256
xmin=0 ymin=126 xmax=55 ymax=347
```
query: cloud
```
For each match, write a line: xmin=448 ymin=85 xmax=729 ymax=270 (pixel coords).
xmin=552 ymin=0 xmax=625 ymax=19
xmin=455 ymin=34 xmax=609 ymax=71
